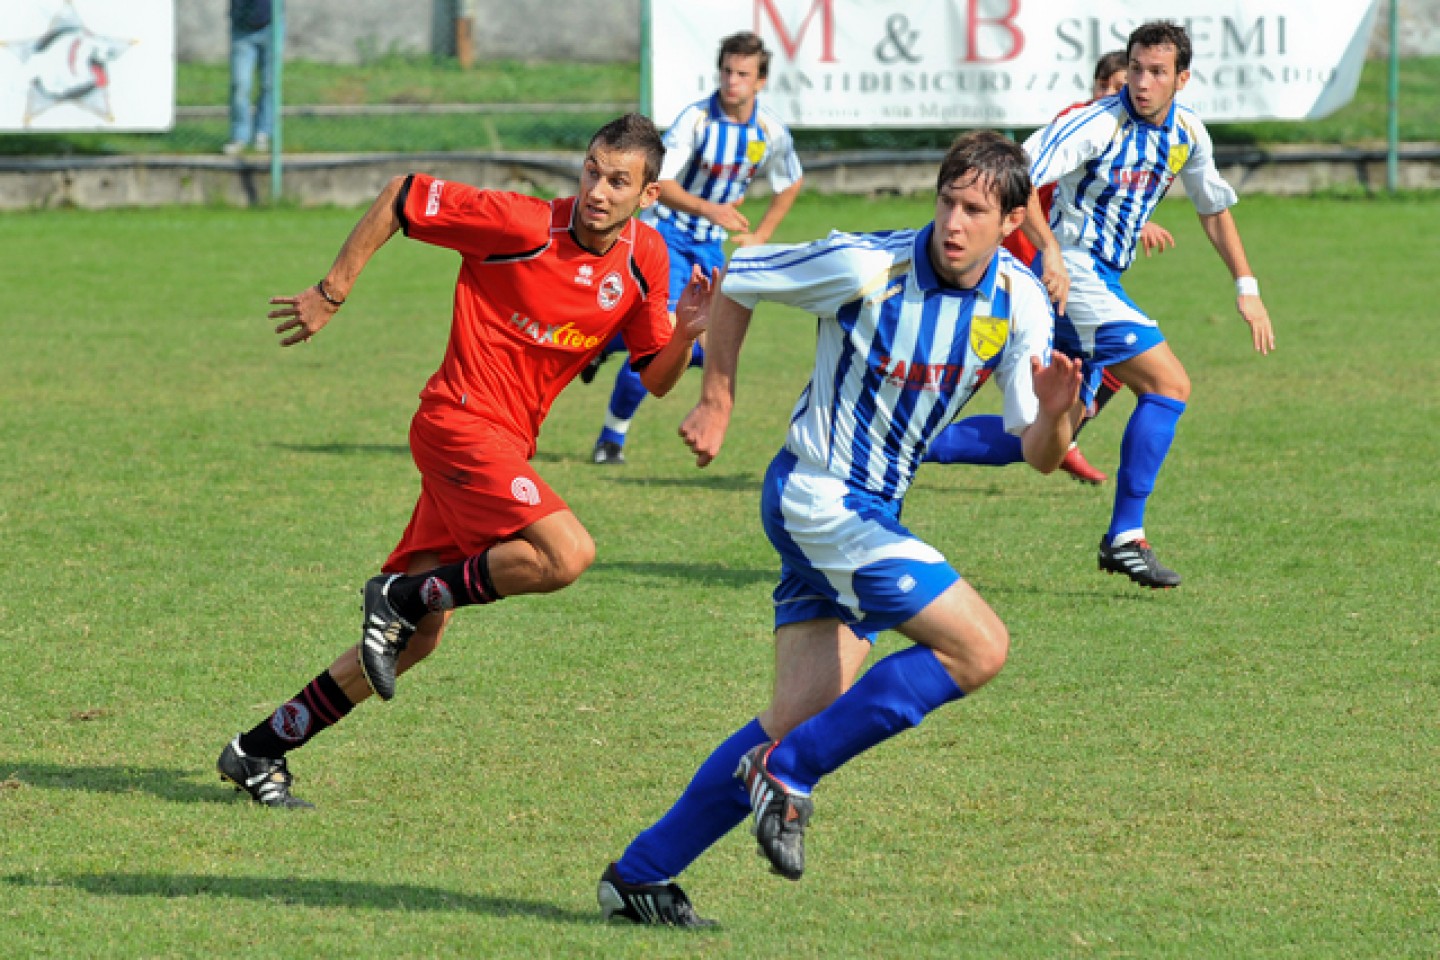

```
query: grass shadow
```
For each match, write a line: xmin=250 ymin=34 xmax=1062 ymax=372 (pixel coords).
xmin=589 ymin=560 xmax=775 ymax=589
xmin=1 ymin=872 xmax=599 ymax=924
xmin=0 ymin=761 xmax=227 ymax=806
xmin=271 ymin=442 xmax=410 ymax=457
xmin=601 ymin=473 xmax=760 ymax=492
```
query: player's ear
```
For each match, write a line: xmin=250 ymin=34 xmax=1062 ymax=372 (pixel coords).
xmin=1175 ymin=68 xmax=1190 ymax=92
xmin=1000 ymin=205 xmax=1026 ymax=238
xmin=638 ymin=179 xmax=662 ymax=210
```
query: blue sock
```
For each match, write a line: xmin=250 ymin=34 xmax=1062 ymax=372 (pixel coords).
xmin=615 ymin=718 xmax=769 ymax=884
xmin=924 ymin=415 xmax=1024 ymax=465
xmin=688 ymin=341 xmax=705 ymax=369
xmin=1108 ymin=393 xmax=1186 ymax=541
xmin=607 ymin=359 xmax=649 ymax=423
xmin=767 ymin=646 xmax=963 ymax=795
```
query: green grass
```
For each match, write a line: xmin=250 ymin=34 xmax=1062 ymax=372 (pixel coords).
xmin=1 ymin=55 xmax=1434 ymax=155
xmin=1 ymin=193 xmax=1436 ymax=957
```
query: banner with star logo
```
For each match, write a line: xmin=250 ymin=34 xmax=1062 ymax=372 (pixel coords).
xmin=0 ymin=0 xmax=173 ymax=131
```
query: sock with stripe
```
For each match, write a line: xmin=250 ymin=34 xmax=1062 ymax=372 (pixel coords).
xmin=601 ymin=359 xmax=650 ymax=445
xmin=384 ymin=549 xmax=502 ymax=625
xmin=238 ymin=669 xmax=355 ymax=758
xmin=923 ymin=414 xmax=1024 ymax=466
xmin=765 ymin=645 xmax=964 ymax=795
xmin=1107 ymin=393 xmax=1186 ymax=543
xmin=615 ymin=718 xmax=769 ymax=884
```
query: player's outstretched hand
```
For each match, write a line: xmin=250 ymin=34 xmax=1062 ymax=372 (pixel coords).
xmin=706 ymin=199 xmax=750 ymax=235
xmin=270 ymin=284 xmax=341 ymax=347
xmin=1031 ymin=350 xmax=1083 ymax=417
xmin=1139 ymin=222 xmax=1176 ymax=257
xmin=679 ymin=400 xmax=730 ymax=468
xmin=1238 ymin=295 xmax=1275 ymax=355
xmin=674 ymin=265 xmax=719 ymax=342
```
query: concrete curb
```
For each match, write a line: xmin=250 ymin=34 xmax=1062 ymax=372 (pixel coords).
xmin=2 ymin=144 xmax=1437 ymax=210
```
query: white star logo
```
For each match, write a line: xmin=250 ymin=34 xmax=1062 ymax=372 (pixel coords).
xmin=1 ymin=2 xmax=137 ymax=126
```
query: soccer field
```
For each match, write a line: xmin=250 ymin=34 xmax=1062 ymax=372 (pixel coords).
xmin=1 ymin=192 xmax=1435 ymax=958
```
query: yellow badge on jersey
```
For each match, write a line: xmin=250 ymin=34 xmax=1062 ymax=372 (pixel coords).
xmin=1166 ymin=143 xmax=1190 ymax=174
xmin=746 ymin=140 xmax=767 ymax=165
xmin=969 ymin=315 xmax=1009 ymax=362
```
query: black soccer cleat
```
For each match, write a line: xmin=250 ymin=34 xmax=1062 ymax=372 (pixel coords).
xmin=597 ymin=862 xmax=715 ymax=927
xmin=735 ymin=742 xmax=813 ymax=881
xmin=591 ymin=440 xmax=626 ymax=465
xmin=579 ymin=353 xmax=610 ymax=385
xmin=217 ymin=736 xmax=314 ymax=809
xmin=360 ymin=574 xmax=415 ymax=701
xmin=1097 ymin=536 xmax=1182 ymax=589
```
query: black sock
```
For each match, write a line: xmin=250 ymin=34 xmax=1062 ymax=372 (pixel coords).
xmin=238 ymin=670 xmax=354 ymax=758
xmin=386 ymin=550 xmax=502 ymax=624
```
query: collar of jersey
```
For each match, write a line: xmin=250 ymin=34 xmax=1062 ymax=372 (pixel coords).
xmin=913 ymin=223 xmax=999 ymax=299
xmin=1118 ymin=87 xmax=1177 ymax=130
xmin=707 ymin=91 xmax=760 ymax=127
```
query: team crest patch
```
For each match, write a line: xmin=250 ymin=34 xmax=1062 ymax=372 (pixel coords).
xmin=511 ymin=476 xmax=541 ymax=506
xmin=746 ymin=140 xmax=767 ymax=165
xmin=270 ymin=701 xmax=311 ymax=743
xmin=969 ymin=315 xmax=1010 ymax=362
xmin=1166 ymin=143 xmax=1190 ymax=175
xmin=597 ymin=271 xmax=624 ymax=310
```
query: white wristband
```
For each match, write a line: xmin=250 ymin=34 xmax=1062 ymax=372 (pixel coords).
xmin=1235 ymin=276 xmax=1259 ymax=297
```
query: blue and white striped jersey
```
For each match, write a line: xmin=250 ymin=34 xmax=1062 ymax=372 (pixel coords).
xmin=1025 ymin=92 xmax=1237 ymax=272
xmin=645 ymin=92 xmax=803 ymax=244
xmin=723 ymin=226 xmax=1055 ymax=500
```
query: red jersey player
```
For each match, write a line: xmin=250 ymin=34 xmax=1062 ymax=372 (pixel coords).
xmin=217 ymin=114 xmax=715 ymax=808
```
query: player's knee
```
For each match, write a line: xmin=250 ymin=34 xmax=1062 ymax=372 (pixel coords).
xmin=1164 ymin=369 xmax=1191 ymax=403
xmin=944 ymin=620 xmax=1009 ymax=692
xmin=541 ymin=529 xmax=596 ymax=589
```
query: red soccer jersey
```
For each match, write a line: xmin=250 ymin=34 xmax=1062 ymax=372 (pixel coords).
xmin=399 ymin=174 xmax=672 ymax=455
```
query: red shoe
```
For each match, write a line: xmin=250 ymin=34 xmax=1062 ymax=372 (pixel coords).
xmin=1060 ymin=444 xmax=1106 ymax=485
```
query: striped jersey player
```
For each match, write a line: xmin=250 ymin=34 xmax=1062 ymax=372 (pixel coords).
xmin=598 ymin=131 xmax=1083 ymax=926
xmin=1022 ymin=20 xmax=1274 ymax=589
xmin=590 ymin=31 xmax=804 ymax=465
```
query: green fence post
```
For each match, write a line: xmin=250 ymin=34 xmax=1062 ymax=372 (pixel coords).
xmin=639 ymin=0 xmax=652 ymax=117
xmin=270 ymin=0 xmax=284 ymax=203
xmin=1386 ymin=0 xmax=1399 ymax=193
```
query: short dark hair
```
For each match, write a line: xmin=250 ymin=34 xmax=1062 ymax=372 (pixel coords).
xmin=1127 ymin=20 xmax=1192 ymax=72
xmin=588 ymin=113 xmax=665 ymax=185
xmin=935 ymin=130 xmax=1031 ymax=214
xmin=1094 ymin=50 xmax=1127 ymax=84
xmin=718 ymin=31 xmax=771 ymax=80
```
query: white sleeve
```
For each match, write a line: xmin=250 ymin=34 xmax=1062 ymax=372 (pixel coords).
xmin=758 ymin=116 xmax=804 ymax=194
xmin=992 ymin=269 xmax=1056 ymax=436
xmin=1176 ymin=114 xmax=1237 ymax=216
xmin=720 ymin=231 xmax=890 ymax=317
xmin=658 ymin=106 xmax=703 ymax=182
xmin=1024 ymin=106 xmax=1111 ymax=189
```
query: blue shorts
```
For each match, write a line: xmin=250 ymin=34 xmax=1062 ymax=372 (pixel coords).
xmin=761 ymin=450 xmax=960 ymax=641
xmin=655 ymin=218 xmax=726 ymax=311
xmin=1054 ymin=250 xmax=1165 ymax=405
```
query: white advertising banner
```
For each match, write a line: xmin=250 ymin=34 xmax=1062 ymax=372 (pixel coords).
xmin=0 ymin=0 xmax=175 ymax=131
xmin=649 ymin=1 xmax=1381 ymax=128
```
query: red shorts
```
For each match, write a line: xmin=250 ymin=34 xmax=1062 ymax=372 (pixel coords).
xmin=383 ymin=402 xmax=567 ymax=573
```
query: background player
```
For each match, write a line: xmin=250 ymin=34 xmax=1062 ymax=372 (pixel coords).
xmin=597 ymin=131 xmax=1081 ymax=925
xmin=588 ymin=31 xmax=804 ymax=465
xmin=925 ymin=50 xmax=1175 ymax=485
xmin=216 ymin=114 xmax=715 ymax=808
xmin=1027 ymin=21 xmax=1274 ymax=588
